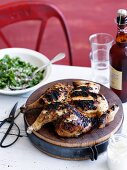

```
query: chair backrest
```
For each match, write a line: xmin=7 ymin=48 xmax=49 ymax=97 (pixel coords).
xmin=0 ymin=1 xmax=73 ymax=65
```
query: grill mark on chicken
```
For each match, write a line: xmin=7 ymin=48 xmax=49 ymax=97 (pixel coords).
xmin=71 ymin=90 xmax=99 ymax=100
xmin=90 ymin=93 xmax=98 ymax=99
xmin=75 ymin=86 xmax=93 ymax=91
xmin=43 ymin=86 xmax=70 ymax=103
xmin=71 ymin=89 xmax=103 ymax=99
xmin=62 ymin=105 xmax=91 ymax=127
xmin=71 ymin=91 xmax=108 ymax=119
xmin=44 ymin=89 xmax=62 ymax=102
xmin=73 ymin=81 xmax=100 ymax=94
xmin=55 ymin=105 xmax=92 ymax=137
xmin=73 ymin=100 xmax=97 ymax=110
xmin=44 ymin=102 xmax=66 ymax=111
xmin=71 ymin=91 xmax=89 ymax=97
xmin=98 ymin=104 xmax=119 ymax=128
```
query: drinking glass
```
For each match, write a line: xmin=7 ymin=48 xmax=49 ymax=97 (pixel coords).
xmin=107 ymin=134 xmax=127 ymax=170
xmin=89 ymin=33 xmax=114 ymax=85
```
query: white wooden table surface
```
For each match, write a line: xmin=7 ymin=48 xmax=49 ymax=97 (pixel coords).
xmin=0 ymin=64 xmax=127 ymax=170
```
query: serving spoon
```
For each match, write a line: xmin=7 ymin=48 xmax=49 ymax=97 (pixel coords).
xmin=9 ymin=53 xmax=65 ymax=90
xmin=32 ymin=52 xmax=65 ymax=76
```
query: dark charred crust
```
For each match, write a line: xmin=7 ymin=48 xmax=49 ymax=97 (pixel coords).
xmin=85 ymin=83 xmax=90 ymax=85
xmin=91 ymin=117 xmax=98 ymax=127
xmin=73 ymin=100 xmax=97 ymax=110
xmin=44 ymin=89 xmax=61 ymax=102
xmin=97 ymin=93 xmax=105 ymax=100
xmin=44 ymin=102 xmax=65 ymax=111
xmin=71 ymin=90 xmax=89 ymax=97
xmin=90 ymin=93 xmax=98 ymax=99
xmin=71 ymin=90 xmax=99 ymax=100
xmin=42 ymin=83 xmax=72 ymax=103
xmin=62 ymin=122 xmax=76 ymax=132
xmin=107 ymin=110 xmax=110 ymax=114
xmin=72 ymin=82 xmax=79 ymax=87
xmin=75 ymin=86 xmax=93 ymax=91
xmin=59 ymin=105 xmax=91 ymax=128
xmin=98 ymin=113 xmax=107 ymax=126
xmin=110 ymin=104 xmax=118 ymax=111
xmin=38 ymin=98 xmax=45 ymax=105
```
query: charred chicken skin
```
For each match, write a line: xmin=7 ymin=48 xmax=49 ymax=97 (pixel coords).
xmin=55 ymin=105 xmax=92 ymax=137
xmin=23 ymin=80 xmax=119 ymax=137
xmin=22 ymin=83 xmax=72 ymax=112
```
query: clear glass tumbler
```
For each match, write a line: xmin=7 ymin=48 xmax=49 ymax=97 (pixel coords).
xmin=107 ymin=134 xmax=127 ymax=170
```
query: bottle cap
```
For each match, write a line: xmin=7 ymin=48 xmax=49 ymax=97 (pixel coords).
xmin=117 ymin=9 xmax=127 ymax=25
xmin=117 ymin=9 xmax=127 ymax=16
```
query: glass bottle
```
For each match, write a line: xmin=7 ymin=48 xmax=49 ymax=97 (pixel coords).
xmin=110 ymin=9 xmax=127 ymax=103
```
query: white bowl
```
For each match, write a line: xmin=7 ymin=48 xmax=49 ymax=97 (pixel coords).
xmin=0 ymin=48 xmax=52 ymax=95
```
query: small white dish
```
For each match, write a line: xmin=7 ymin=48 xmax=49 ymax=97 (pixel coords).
xmin=0 ymin=48 xmax=52 ymax=95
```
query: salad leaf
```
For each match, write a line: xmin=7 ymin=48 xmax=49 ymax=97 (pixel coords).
xmin=0 ymin=55 xmax=44 ymax=90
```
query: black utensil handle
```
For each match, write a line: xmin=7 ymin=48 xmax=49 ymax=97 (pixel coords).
xmin=0 ymin=119 xmax=7 ymax=128
xmin=0 ymin=123 xmax=20 ymax=148
xmin=0 ymin=123 xmax=13 ymax=146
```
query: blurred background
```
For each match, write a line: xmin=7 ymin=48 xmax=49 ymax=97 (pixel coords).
xmin=0 ymin=0 xmax=126 ymax=66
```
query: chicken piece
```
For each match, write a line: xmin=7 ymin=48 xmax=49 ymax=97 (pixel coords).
xmin=73 ymin=80 xmax=100 ymax=93
xmin=71 ymin=90 xmax=108 ymax=118
xmin=27 ymin=103 xmax=69 ymax=134
xmin=55 ymin=105 xmax=92 ymax=137
xmin=98 ymin=104 xmax=119 ymax=128
xmin=22 ymin=83 xmax=72 ymax=112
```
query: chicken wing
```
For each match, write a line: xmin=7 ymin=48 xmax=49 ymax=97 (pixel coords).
xmin=27 ymin=103 xmax=69 ymax=134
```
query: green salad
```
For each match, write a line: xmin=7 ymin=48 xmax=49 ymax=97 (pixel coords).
xmin=0 ymin=55 xmax=44 ymax=90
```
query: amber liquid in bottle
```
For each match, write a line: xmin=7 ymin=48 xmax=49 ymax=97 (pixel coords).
xmin=110 ymin=12 xmax=127 ymax=103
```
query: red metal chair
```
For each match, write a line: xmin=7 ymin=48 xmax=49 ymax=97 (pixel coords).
xmin=0 ymin=1 xmax=73 ymax=65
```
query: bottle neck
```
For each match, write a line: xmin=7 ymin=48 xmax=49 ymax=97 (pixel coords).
xmin=116 ymin=24 xmax=127 ymax=44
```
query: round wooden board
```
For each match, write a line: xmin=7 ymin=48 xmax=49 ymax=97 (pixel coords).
xmin=24 ymin=79 xmax=124 ymax=148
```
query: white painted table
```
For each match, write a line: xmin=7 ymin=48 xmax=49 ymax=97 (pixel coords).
xmin=0 ymin=65 xmax=127 ymax=170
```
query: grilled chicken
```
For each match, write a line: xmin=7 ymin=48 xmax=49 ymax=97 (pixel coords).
xmin=22 ymin=83 xmax=72 ymax=112
xmin=24 ymin=80 xmax=119 ymax=137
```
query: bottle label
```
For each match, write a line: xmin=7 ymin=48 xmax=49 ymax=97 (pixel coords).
xmin=110 ymin=65 xmax=122 ymax=90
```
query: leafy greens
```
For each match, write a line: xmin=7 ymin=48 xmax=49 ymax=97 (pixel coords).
xmin=0 ymin=55 xmax=44 ymax=90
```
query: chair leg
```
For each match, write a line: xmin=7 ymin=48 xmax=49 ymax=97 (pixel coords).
xmin=36 ymin=21 xmax=46 ymax=52
xmin=0 ymin=31 xmax=12 ymax=47
xmin=58 ymin=16 xmax=73 ymax=65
